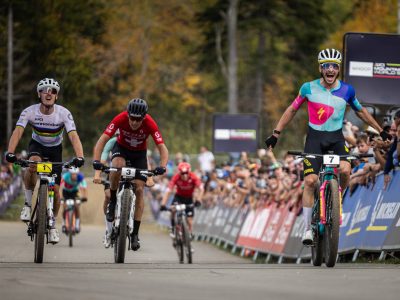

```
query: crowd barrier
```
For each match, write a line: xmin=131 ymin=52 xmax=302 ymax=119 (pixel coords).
xmin=0 ymin=176 xmax=23 ymax=215
xmin=188 ymin=169 xmax=400 ymax=262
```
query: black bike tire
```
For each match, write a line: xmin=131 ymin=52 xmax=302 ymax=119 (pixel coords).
xmin=324 ymin=179 xmax=340 ymax=268
xmin=34 ymin=184 xmax=47 ymax=263
xmin=115 ymin=189 xmax=131 ymax=263
xmin=182 ymin=218 xmax=192 ymax=264
xmin=68 ymin=210 xmax=74 ymax=247
xmin=311 ymin=183 xmax=323 ymax=266
xmin=176 ymin=222 xmax=184 ymax=263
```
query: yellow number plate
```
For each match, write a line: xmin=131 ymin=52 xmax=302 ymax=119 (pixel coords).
xmin=37 ymin=163 xmax=53 ymax=173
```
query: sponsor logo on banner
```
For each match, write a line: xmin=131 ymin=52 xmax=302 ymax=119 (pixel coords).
xmin=262 ymin=210 xmax=282 ymax=243
xmin=347 ymin=199 xmax=371 ymax=236
xmin=349 ymin=61 xmax=373 ymax=77
xmin=249 ymin=209 xmax=271 ymax=239
xmin=366 ymin=189 xmax=400 ymax=231
xmin=341 ymin=212 xmax=351 ymax=228
xmin=214 ymin=129 xmax=256 ymax=140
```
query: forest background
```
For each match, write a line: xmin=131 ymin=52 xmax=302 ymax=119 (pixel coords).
xmin=0 ymin=0 xmax=398 ymax=158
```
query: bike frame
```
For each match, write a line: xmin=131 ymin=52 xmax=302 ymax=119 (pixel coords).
xmin=318 ymin=165 xmax=342 ymax=225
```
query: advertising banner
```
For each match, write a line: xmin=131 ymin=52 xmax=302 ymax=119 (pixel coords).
xmin=213 ymin=114 xmax=259 ymax=153
xmin=382 ymin=171 xmax=400 ymax=250
xmin=359 ymin=175 xmax=400 ymax=250
xmin=343 ymin=32 xmax=400 ymax=105
xmin=271 ymin=205 xmax=298 ymax=254
xmin=220 ymin=207 xmax=240 ymax=244
xmin=338 ymin=186 xmax=364 ymax=253
xmin=283 ymin=214 xmax=307 ymax=258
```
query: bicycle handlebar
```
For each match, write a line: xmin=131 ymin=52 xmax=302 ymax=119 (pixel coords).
xmin=15 ymin=158 xmax=78 ymax=169
xmin=287 ymin=150 xmax=374 ymax=160
xmin=101 ymin=166 xmax=156 ymax=178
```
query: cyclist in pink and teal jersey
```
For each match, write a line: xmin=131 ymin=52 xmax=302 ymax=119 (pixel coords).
xmin=265 ymin=49 xmax=391 ymax=246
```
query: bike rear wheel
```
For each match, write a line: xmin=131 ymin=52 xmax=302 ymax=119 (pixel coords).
xmin=182 ymin=218 xmax=192 ymax=264
xmin=323 ymin=179 xmax=340 ymax=267
xmin=34 ymin=184 xmax=47 ymax=263
xmin=311 ymin=183 xmax=323 ymax=266
xmin=114 ymin=189 xmax=131 ymax=263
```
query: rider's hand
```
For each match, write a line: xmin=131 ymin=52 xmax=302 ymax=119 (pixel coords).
xmin=160 ymin=205 xmax=167 ymax=211
xmin=379 ymin=130 xmax=392 ymax=142
xmin=81 ymin=197 xmax=88 ymax=202
xmin=93 ymin=160 xmax=104 ymax=171
xmin=194 ymin=200 xmax=201 ymax=208
xmin=73 ymin=157 xmax=85 ymax=167
xmin=5 ymin=152 xmax=17 ymax=163
xmin=265 ymin=134 xmax=278 ymax=149
xmin=154 ymin=166 xmax=166 ymax=175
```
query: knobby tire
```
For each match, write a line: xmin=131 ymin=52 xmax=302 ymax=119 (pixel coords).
xmin=115 ymin=189 xmax=131 ymax=263
xmin=324 ymin=179 xmax=340 ymax=267
xmin=176 ymin=222 xmax=184 ymax=263
xmin=182 ymin=218 xmax=192 ymax=264
xmin=311 ymin=183 xmax=323 ymax=266
xmin=34 ymin=184 xmax=47 ymax=263
xmin=68 ymin=210 xmax=74 ymax=247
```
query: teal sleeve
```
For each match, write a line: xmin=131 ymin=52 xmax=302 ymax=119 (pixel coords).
xmin=101 ymin=137 xmax=117 ymax=161
xmin=299 ymin=82 xmax=311 ymax=97
xmin=79 ymin=178 xmax=87 ymax=188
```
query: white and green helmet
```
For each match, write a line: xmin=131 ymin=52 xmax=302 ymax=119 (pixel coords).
xmin=36 ymin=78 xmax=60 ymax=93
xmin=318 ymin=48 xmax=342 ymax=64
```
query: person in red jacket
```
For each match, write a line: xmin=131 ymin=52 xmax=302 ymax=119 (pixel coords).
xmin=160 ymin=162 xmax=203 ymax=237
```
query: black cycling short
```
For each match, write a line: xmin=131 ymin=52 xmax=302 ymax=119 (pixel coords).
xmin=303 ymin=127 xmax=350 ymax=177
xmin=62 ymin=190 xmax=78 ymax=200
xmin=172 ymin=195 xmax=194 ymax=217
xmin=28 ymin=139 xmax=63 ymax=185
xmin=111 ymin=143 xmax=147 ymax=182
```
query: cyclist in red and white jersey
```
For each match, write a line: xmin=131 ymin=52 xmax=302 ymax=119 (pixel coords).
xmin=265 ymin=49 xmax=390 ymax=246
xmin=160 ymin=162 xmax=203 ymax=238
xmin=92 ymin=98 xmax=168 ymax=251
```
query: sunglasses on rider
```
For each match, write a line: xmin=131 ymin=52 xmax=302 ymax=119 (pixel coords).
xmin=180 ymin=171 xmax=189 ymax=175
xmin=129 ymin=116 xmax=144 ymax=122
xmin=321 ymin=63 xmax=340 ymax=70
xmin=39 ymin=87 xmax=58 ymax=95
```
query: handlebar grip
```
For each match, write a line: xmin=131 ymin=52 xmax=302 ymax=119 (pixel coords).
xmin=358 ymin=153 xmax=374 ymax=158
xmin=287 ymin=151 xmax=303 ymax=156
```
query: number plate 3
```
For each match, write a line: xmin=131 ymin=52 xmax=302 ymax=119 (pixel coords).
xmin=121 ymin=167 xmax=136 ymax=178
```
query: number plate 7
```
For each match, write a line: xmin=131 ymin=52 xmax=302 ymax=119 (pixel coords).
xmin=323 ymin=154 xmax=340 ymax=166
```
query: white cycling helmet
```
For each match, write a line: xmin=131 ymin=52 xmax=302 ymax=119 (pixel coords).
xmin=69 ymin=167 xmax=80 ymax=174
xmin=318 ymin=48 xmax=342 ymax=64
xmin=37 ymin=78 xmax=60 ymax=93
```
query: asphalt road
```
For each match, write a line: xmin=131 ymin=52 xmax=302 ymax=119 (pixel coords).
xmin=1 ymin=221 xmax=400 ymax=300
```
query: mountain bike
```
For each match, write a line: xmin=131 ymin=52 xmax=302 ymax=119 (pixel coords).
xmin=288 ymin=151 xmax=372 ymax=267
xmin=62 ymin=197 xmax=85 ymax=247
xmin=169 ymin=203 xmax=194 ymax=264
xmin=15 ymin=158 xmax=77 ymax=263
xmin=102 ymin=166 xmax=155 ymax=263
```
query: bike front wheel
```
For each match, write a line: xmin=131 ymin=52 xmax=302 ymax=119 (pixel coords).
xmin=114 ymin=189 xmax=131 ymax=263
xmin=34 ymin=184 xmax=47 ymax=263
xmin=323 ymin=179 xmax=340 ymax=267
xmin=68 ymin=210 xmax=74 ymax=247
xmin=182 ymin=218 xmax=192 ymax=264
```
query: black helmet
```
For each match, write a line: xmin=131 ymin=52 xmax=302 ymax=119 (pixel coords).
xmin=127 ymin=98 xmax=148 ymax=118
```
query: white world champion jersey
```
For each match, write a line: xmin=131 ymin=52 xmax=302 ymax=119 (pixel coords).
xmin=16 ymin=104 xmax=77 ymax=147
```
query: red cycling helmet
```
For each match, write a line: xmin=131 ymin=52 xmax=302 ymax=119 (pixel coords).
xmin=178 ymin=162 xmax=191 ymax=174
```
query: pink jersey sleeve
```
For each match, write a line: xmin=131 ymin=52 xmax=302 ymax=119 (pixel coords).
xmin=104 ymin=112 xmax=124 ymax=137
xmin=291 ymin=94 xmax=307 ymax=111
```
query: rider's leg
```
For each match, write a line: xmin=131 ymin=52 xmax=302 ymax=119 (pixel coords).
xmin=24 ymin=155 xmax=40 ymax=206
xmin=133 ymin=180 xmax=145 ymax=236
xmin=103 ymin=188 xmax=113 ymax=233
xmin=339 ymin=160 xmax=351 ymax=194
xmin=187 ymin=216 xmax=193 ymax=233
xmin=106 ymin=157 xmax=124 ymax=221
xmin=302 ymin=174 xmax=318 ymax=231
xmin=53 ymin=184 xmax=61 ymax=217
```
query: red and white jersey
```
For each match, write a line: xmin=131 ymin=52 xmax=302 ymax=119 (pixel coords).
xmin=104 ymin=112 xmax=164 ymax=151
xmin=168 ymin=172 xmax=202 ymax=198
